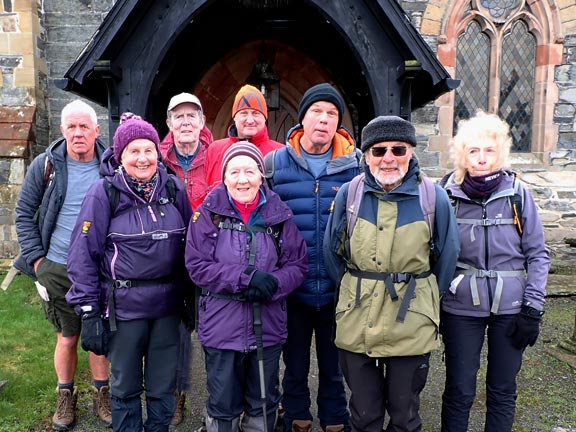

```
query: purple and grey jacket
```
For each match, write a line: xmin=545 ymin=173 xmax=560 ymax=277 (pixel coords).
xmin=66 ymin=153 xmax=192 ymax=322
xmin=441 ymin=172 xmax=549 ymax=316
xmin=185 ymin=184 xmax=308 ymax=352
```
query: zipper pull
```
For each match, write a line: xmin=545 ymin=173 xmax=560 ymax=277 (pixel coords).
xmin=148 ymin=205 xmax=157 ymax=222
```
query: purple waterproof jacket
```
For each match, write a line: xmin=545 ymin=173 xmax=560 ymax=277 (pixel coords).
xmin=66 ymin=152 xmax=192 ymax=321
xmin=441 ymin=172 xmax=549 ymax=317
xmin=186 ymin=184 xmax=308 ymax=352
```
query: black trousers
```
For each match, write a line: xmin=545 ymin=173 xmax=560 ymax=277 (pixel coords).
xmin=108 ymin=315 xmax=180 ymax=432
xmin=440 ymin=312 xmax=523 ymax=432
xmin=339 ymin=349 xmax=430 ymax=432
xmin=204 ymin=345 xmax=282 ymax=424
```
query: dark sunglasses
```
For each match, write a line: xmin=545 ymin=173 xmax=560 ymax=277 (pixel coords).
xmin=370 ymin=145 xmax=409 ymax=157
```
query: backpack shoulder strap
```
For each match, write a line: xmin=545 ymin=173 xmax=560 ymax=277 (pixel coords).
xmin=510 ymin=175 xmax=524 ymax=236
xmin=264 ymin=149 xmax=277 ymax=188
xmin=344 ymin=173 xmax=365 ymax=258
xmin=418 ymin=174 xmax=436 ymax=241
xmin=212 ymin=214 xmax=283 ymax=258
xmin=438 ymin=170 xmax=454 ymax=188
xmin=43 ymin=156 xmax=54 ymax=190
xmin=104 ymin=181 xmax=120 ymax=215
xmin=165 ymin=175 xmax=177 ymax=203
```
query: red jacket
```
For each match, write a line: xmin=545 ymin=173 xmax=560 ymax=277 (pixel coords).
xmin=160 ymin=126 xmax=213 ymax=210
xmin=204 ymin=124 xmax=283 ymax=190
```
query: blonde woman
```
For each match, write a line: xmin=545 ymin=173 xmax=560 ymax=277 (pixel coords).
xmin=440 ymin=111 xmax=550 ymax=432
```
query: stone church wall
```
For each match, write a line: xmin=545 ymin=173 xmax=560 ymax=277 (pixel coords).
xmin=0 ymin=0 xmax=574 ymax=269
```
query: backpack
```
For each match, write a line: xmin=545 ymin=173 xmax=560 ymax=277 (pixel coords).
xmin=344 ymin=172 xmax=437 ymax=259
xmin=43 ymin=155 xmax=178 ymax=216
xmin=439 ymin=170 xmax=524 ymax=236
xmin=210 ymin=213 xmax=283 ymax=258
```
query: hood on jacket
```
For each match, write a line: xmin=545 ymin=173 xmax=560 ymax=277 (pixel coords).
xmin=286 ymin=124 xmax=356 ymax=158
xmin=362 ymin=156 xmax=422 ymax=198
xmin=100 ymin=147 xmax=119 ymax=177
xmin=47 ymin=136 xmax=109 ymax=167
xmin=160 ymin=125 xmax=214 ymax=155
xmin=224 ymin=123 xmax=278 ymax=148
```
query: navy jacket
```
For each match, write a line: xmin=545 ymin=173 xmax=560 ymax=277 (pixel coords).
xmin=14 ymin=136 xmax=108 ymax=279
xmin=266 ymin=124 xmax=359 ymax=308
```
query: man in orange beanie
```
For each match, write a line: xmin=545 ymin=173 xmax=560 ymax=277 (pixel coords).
xmin=204 ymin=84 xmax=283 ymax=190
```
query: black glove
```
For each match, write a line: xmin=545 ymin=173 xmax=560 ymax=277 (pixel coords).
xmin=80 ymin=308 xmax=110 ymax=356
xmin=243 ymin=287 xmax=268 ymax=303
xmin=507 ymin=306 xmax=543 ymax=350
xmin=246 ymin=271 xmax=279 ymax=302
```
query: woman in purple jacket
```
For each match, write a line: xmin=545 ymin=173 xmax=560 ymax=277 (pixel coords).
xmin=440 ymin=111 xmax=550 ymax=432
xmin=66 ymin=115 xmax=192 ymax=431
xmin=185 ymin=141 xmax=308 ymax=432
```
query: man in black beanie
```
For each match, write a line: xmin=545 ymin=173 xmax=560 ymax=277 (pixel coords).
xmin=297 ymin=83 xmax=345 ymax=128
xmin=323 ymin=115 xmax=460 ymax=432
xmin=264 ymin=83 xmax=358 ymax=432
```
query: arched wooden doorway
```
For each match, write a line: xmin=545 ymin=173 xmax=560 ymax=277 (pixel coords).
xmin=190 ymin=40 xmax=354 ymax=142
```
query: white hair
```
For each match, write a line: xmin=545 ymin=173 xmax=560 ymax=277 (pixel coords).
xmin=60 ymin=99 xmax=98 ymax=126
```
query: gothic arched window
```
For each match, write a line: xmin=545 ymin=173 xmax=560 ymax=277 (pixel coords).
xmin=438 ymin=0 xmax=562 ymax=159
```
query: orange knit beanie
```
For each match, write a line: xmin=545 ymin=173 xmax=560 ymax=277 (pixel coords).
xmin=231 ymin=84 xmax=268 ymax=120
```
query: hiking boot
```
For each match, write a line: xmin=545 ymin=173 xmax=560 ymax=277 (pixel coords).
xmin=52 ymin=387 xmax=78 ymax=431
xmin=92 ymin=385 xmax=112 ymax=427
xmin=292 ymin=419 xmax=313 ymax=432
xmin=171 ymin=391 xmax=186 ymax=426
xmin=324 ymin=425 xmax=345 ymax=432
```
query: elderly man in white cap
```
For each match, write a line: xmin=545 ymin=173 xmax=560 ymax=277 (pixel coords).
xmin=161 ymin=92 xmax=213 ymax=211
xmin=161 ymin=92 xmax=213 ymax=425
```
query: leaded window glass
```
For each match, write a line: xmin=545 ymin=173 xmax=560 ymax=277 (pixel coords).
xmin=453 ymin=20 xmax=490 ymax=132
xmin=478 ymin=0 xmax=523 ymax=23
xmin=498 ymin=20 xmax=535 ymax=152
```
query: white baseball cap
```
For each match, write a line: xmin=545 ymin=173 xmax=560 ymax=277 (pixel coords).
xmin=167 ymin=92 xmax=203 ymax=112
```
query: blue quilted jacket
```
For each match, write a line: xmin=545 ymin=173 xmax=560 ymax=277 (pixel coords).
xmin=266 ymin=124 xmax=359 ymax=308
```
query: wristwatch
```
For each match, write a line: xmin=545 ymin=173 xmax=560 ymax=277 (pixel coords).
xmin=522 ymin=305 xmax=545 ymax=317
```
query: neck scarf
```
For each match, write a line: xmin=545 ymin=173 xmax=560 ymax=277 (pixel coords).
xmin=124 ymin=169 xmax=158 ymax=202
xmin=461 ymin=170 xmax=503 ymax=199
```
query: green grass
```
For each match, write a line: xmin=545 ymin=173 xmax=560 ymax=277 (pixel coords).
xmin=0 ymin=273 xmax=90 ymax=431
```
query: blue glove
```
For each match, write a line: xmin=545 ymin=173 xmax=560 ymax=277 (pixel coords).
xmin=80 ymin=308 xmax=110 ymax=356
xmin=245 ymin=271 xmax=279 ymax=302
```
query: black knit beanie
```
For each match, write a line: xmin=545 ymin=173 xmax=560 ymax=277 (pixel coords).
xmin=361 ymin=115 xmax=417 ymax=152
xmin=298 ymin=83 xmax=345 ymax=127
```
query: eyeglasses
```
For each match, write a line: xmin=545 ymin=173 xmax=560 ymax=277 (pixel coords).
xmin=370 ymin=145 xmax=409 ymax=157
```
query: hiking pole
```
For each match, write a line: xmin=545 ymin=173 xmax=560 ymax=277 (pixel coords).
xmin=253 ymin=302 xmax=268 ymax=432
